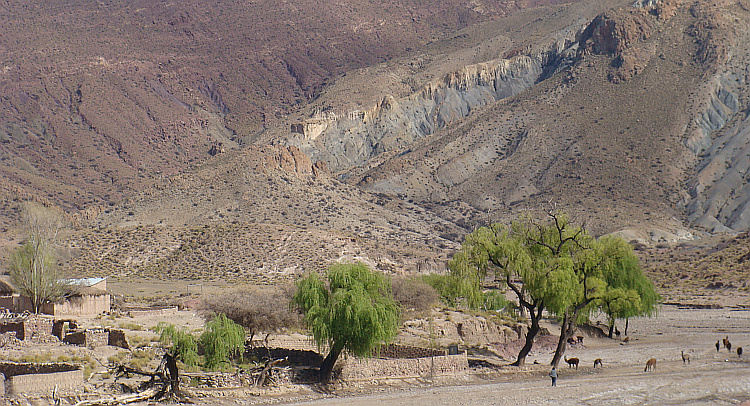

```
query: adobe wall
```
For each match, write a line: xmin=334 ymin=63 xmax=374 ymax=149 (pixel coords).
xmin=51 ymin=294 xmax=111 ymax=316
xmin=7 ymin=369 xmax=82 ymax=395
xmin=108 ymin=329 xmax=130 ymax=350
xmin=0 ymin=323 xmax=24 ymax=340
xmin=62 ymin=329 xmax=109 ymax=349
xmin=123 ymin=306 xmax=179 ymax=317
xmin=0 ymin=296 xmax=34 ymax=313
xmin=339 ymin=353 xmax=469 ymax=381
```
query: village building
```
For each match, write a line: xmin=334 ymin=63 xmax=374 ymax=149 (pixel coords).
xmin=0 ymin=276 xmax=110 ymax=316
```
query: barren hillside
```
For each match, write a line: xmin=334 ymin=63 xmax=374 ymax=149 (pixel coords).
xmin=2 ymin=0 xmax=750 ymax=293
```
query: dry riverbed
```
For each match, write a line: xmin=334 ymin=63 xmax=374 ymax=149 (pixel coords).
xmin=212 ymin=305 xmax=750 ymax=406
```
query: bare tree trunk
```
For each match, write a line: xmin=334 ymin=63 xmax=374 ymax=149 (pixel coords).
xmin=624 ymin=318 xmax=630 ymax=336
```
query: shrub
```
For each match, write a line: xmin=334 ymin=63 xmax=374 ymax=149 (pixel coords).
xmin=482 ymin=289 xmax=508 ymax=311
xmin=391 ymin=276 xmax=439 ymax=315
xmin=200 ymin=284 xmax=299 ymax=341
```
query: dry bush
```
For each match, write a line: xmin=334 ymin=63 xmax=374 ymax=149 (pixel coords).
xmin=391 ymin=276 xmax=439 ymax=317
xmin=200 ymin=285 xmax=300 ymax=340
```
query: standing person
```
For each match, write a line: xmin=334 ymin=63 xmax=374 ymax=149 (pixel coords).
xmin=549 ymin=367 xmax=558 ymax=386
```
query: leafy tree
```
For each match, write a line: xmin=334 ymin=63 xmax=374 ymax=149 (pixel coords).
xmin=155 ymin=323 xmax=199 ymax=367
xmin=449 ymin=210 xmax=659 ymax=367
xmin=596 ymin=236 xmax=660 ymax=337
xmin=200 ymin=313 xmax=246 ymax=370
xmin=291 ymin=262 xmax=400 ymax=382
xmin=448 ymin=221 xmax=547 ymax=366
xmin=9 ymin=202 xmax=67 ymax=313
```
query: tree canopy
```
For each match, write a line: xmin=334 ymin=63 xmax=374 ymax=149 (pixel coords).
xmin=9 ymin=202 xmax=68 ymax=313
xmin=449 ymin=210 xmax=659 ymax=367
xmin=291 ymin=262 xmax=400 ymax=381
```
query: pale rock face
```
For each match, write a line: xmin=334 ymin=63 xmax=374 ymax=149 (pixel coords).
xmin=290 ymin=35 xmax=578 ymax=173
xmin=684 ymin=11 xmax=750 ymax=233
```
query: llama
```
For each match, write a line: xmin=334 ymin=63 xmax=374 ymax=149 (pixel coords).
xmin=716 ymin=340 xmax=721 ymax=352
xmin=681 ymin=350 xmax=690 ymax=364
xmin=723 ymin=336 xmax=729 ymax=349
xmin=738 ymin=347 xmax=743 ymax=358
xmin=593 ymin=358 xmax=603 ymax=368
xmin=727 ymin=341 xmax=732 ymax=352
xmin=564 ymin=356 xmax=579 ymax=369
xmin=644 ymin=358 xmax=656 ymax=371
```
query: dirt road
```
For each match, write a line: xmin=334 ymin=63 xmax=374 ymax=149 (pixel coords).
xmin=271 ymin=306 xmax=750 ymax=406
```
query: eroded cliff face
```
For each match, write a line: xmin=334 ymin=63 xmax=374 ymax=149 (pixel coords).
xmin=684 ymin=32 xmax=750 ymax=232
xmin=288 ymin=33 xmax=581 ymax=173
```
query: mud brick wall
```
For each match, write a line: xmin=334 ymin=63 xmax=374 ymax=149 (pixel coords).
xmin=124 ymin=306 xmax=179 ymax=317
xmin=0 ymin=322 xmax=24 ymax=340
xmin=108 ymin=329 xmax=130 ymax=350
xmin=63 ymin=329 xmax=109 ymax=349
xmin=7 ymin=369 xmax=83 ymax=395
xmin=0 ymin=362 xmax=80 ymax=377
xmin=375 ymin=343 xmax=447 ymax=359
xmin=339 ymin=353 xmax=468 ymax=381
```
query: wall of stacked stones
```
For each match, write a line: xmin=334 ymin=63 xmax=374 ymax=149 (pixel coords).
xmin=339 ymin=352 xmax=468 ymax=381
xmin=375 ymin=343 xmax=447 ymax=358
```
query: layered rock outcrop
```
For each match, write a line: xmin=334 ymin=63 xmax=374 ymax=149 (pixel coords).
xmin=290 ymin=34 xmax=581 ymax=172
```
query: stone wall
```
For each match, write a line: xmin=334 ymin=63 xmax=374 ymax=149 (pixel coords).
xmin=63 ymin=329 xmax=109 ymax=349
xmin=375 ymin=343 xmax=447 ymax=359
xmin=339 ymin=353 xmax=468 ymax=381
xmin=22 ymin=316 xmax=55 ymax=342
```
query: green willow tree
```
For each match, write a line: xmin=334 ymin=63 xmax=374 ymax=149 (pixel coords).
xmin=291 ymin=262 xmax=400 ymax=382
xmin=449 ymin=218 xmax=568 ymax=366
xmin=596 ymin=236 xmax=660 ymax=338
xmin=200 ymin=313 xmax=246 ymax=370
xmin=450 ymin=210 xmax=659 ymax=368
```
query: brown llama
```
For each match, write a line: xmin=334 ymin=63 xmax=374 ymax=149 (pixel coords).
xmin=727 ymin=340 xmax=732 ymax=352
xmin=681 ymin=350 xmax=690 ymax=364
xmin=716 ymin=340 xmax=721 ymax=352
xmin=738 ymin=347 xmax=743 ymax=358
xmin=564 ymin=356 xmax=580 ymax=369
xmin=723 ymin=336 xmax=729 ymax=349
xmin=593 ymin=358 xmax=603 ymax=368
xmin=644 ymin=358 xmax=656 ymax=371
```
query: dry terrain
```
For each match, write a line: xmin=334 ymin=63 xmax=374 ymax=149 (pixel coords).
xmin=229 ymin=305 xmax=750 ymax=406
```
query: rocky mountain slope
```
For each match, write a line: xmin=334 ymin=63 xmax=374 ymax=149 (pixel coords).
xmin=0 ymin=0 xmax=574 ymax=228
xmin=292 ymin=0 xmax=750 ymax=238
xmin=2 ymin=0 xmax=750 ymax=292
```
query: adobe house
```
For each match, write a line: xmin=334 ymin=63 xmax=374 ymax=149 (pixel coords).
xmin=0 ymin=276 xmax=110 ymax=316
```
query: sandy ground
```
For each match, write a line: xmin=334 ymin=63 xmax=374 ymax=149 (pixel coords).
xmin=253 ymin=305 xmax=750 ymax=406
